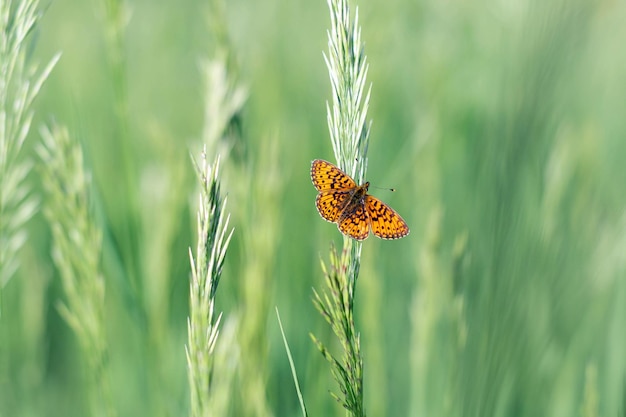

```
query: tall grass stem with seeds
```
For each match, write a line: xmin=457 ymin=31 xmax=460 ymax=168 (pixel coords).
xmin=38 ymin=124 xmax=115 ymax=417
xmin=186 ymin=150 xmax=233 ymax=417
xmin=311 ymin=0 xmax=372 ymax=415
xmin=0 ymin=0 xmax=59 ymax=292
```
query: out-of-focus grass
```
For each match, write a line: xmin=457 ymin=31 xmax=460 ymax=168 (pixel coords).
xmin=38 ymin=123 xmax=114 ymax=417
xmin=0 ymin=0 xmax=625 ymax=416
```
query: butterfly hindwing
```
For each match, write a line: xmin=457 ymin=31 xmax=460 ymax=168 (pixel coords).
xmin=338 ymin=203 xmax=370 ymax=241
xmin=316 ymin=190 xmax=351 ymax=222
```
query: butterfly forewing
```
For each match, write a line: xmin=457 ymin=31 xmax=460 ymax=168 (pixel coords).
xmin=311 ymin=159 xmax=357 ymax=191
xmin=365 ymin=195 xmax=410 ymax=239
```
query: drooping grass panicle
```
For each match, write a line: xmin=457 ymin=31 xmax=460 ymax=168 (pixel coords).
xmin=186 ymin=148 xmax=234 ymax=417
xmin=0 ymin=0 xmax=59 ymax=288
xmin=38 ymin=123 xmax=115 ymax=417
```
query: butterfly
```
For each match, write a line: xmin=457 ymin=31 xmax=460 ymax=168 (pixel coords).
xmin=310 ymin=159 xmax=410 ymax=240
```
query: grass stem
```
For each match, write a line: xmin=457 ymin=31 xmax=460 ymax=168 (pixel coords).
xmin=38 ymin=123 xmax=115 ymax=417
xmin=311 ymin=0 xmax=373 ymax=414
xmin=0 ymin=0 xmax=59 ymax=291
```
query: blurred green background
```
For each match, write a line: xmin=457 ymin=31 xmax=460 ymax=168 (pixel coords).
xmin=1 ymin=0 xmax=626 ymax=416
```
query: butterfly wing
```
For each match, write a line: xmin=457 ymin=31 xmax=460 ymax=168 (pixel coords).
xmin=338 ymin=203 xmax=370 ymax=241
xmin=365 ymin=195 xmax=410 ymax=240
xmin=312 ymin=159 xmax=408 ymax=241
xmin=316 ymin=190 xmax=351 ymax=222
xmin=311 ymin=159 xmax=357 ymax=191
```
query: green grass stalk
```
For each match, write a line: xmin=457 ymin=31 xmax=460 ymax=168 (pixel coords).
xmin=95 ymin=0 xmax=142 ymax=301
xmin=581 ymin=363 xmax=599 ymax=417
xmin=234 ymin=133 xmax=280 ymax=417
xmin=200 ymin=3 xmax=279 ymax=415
xmin=409 ymin=207 xmax=467 ymax=417
xmin=311 ymin=0 xmax=372 ymax=415
xmin=0 ymin=0 xmax=59 ymax=291
xmin=324 ymin=0 xmax=371 ymax=182
xmin=202 ymin=0 xmax=247 ymax=163
xmin=95 ymin=3 xmax=171 ymax=414
xmin=186 ymin=149 xmax=234 ymax=417
xmin=311 ymin=243 xmax=365 ymax=416
xmin=38 ymin=124 xmax=115 ymax=417
xmin=276 ymin=308 xmax=308 ymax=417
xmin=189 ymin=8 xmax=248 ymax=413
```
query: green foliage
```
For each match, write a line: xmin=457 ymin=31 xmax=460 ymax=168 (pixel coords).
xmin=277 ymin=308 xmax=308 ymax=417
xmin=310 ymin=0 xmax=370 ymax=415
xmin=1 ymin=0 xmax=625 ymax=416
xmin=38 ymin=123 xmax=114 ymax=417
xmin=312 ymin=242 xmax=364 ymax=416
xmin=0 ymin=0 xmax=58 ymax=288
xmin=324 ymin=0 xmax=371 ymax=182
xmin=186 ymin=150 xmax=234 ymax=417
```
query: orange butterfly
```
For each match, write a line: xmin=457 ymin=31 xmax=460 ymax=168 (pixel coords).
xmin=310 ymin=159 xmax=409 ymax=241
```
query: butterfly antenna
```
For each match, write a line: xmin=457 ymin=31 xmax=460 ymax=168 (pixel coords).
xmin=370 ymin=185 xmax=396 ymax=192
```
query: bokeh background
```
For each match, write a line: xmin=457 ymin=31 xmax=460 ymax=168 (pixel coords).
xmin=2 ymin=0 xmax=626 ymax=416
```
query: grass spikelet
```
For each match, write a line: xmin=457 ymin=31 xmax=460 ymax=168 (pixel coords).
xmin=311 ymin=243 xmax=364 ymax=416
xmin=0 ymin=0 xmax=59 ymax=289
xmin=185 ymin=2 xmax=242 ymax=412
xmin=186 ymin=149 xmax=234 ymax=417
xmin=324 ymin=0 xmax=371 ymax=182
xmin=311 ymin=0 xmax=372 ymax=414
xmin=38 ymin=123 xmax=115 ymax=417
